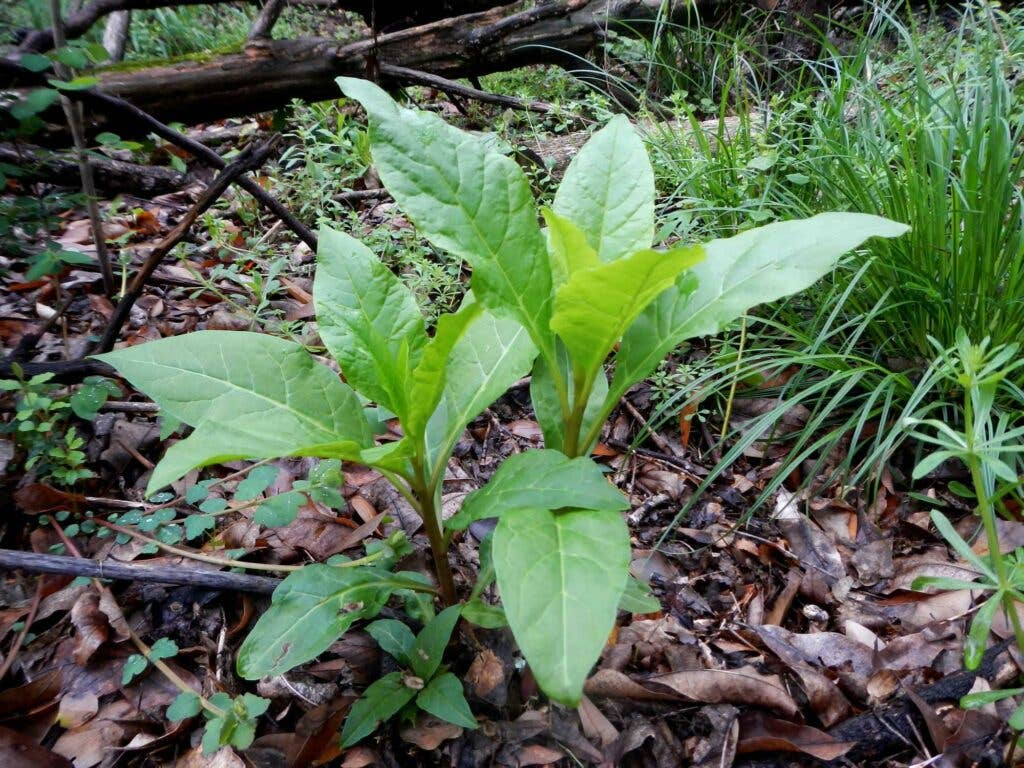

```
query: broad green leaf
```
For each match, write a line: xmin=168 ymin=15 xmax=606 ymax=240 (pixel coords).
xmin=315 ymin=226 xmax=426 ymax=418
xmin=1012 ymin=702 xmax=1024 ymax=732
xmin=423 ymin=309 xmax=537 ymax=480
xmin=366 ymin=619 xmax=416 ymax=667
xmin=552 ymin=114 xmax=654 ymax=262
xmin=551 ymin=245 xmax=704 ymax=377
xmin=410 ymin=604 xmax=461 ymax=681
xmin=340 ymin=671 xmax=417 ymax=747
xmin=493 ymin=507 xmax=630 ymax=706
xmin=236 ymin=565 xmax=421 ymax=678
xmin=542 ymin=208 xmax=598 ymax=286
xmin=416 ymin=672 xmax=477 ymax=729
xmin=96 ymin=332 xmax=373 ymax=494
xmin=357 ymin=438 xmax=415 ymax=477
xmin=911 ymin=576 xmax=990 ymax=592
xmin=337 ymin=78 xmax=553 ymax=352
xmin=184 ymin=514 xmax=215 ymax=540
xmin=619 ymin=575 xmax=660 ymax=614
xmin=448 ymin=449 xmax=626 ymax=531
xmin=530 ymin=355 xmax=568 ymax=451
xmin=405 ymin=300 xmax=483 ymax=439
xmin=612 ymin=213 xmax=910 ymax=403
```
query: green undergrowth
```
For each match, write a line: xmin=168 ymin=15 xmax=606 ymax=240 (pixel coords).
xmin=626 ymin=2 xmax=1024 ymax=523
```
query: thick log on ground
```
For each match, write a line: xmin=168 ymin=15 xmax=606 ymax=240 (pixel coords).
xmin=0 ymin=143 xmax=188 ymax=195
xmin=89 ymin=0 xmax=719 ymax=125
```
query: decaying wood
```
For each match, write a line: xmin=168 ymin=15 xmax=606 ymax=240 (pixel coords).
xmin=0 ymin=142 xmax=188 ymax=195
xmin=79 ymin=0 xmax=719 ymax=125
xmin=0 ymin=548 xmax=282 ymax=594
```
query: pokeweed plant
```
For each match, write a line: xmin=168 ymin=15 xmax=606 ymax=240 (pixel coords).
xmin=906 ymin=331 xmax=1024 ymax=729
xmin=95 ymin=77 xmax=907 ymax=717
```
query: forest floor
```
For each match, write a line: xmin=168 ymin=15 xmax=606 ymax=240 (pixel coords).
xmin=1 ymin=33 xmax=1020 ymax=768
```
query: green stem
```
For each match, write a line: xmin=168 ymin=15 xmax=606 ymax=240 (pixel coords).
xmin=539 ymin=343 xmax=573 ymax=426
xmin=964 ymin=392 xmax=1024 ymax=660
xmin=562 ymin=366 xmax=592 ymax=459
xmin=409 ymin=461 xmax=456 ymax=607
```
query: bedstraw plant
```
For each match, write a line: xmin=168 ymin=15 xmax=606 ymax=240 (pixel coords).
xmin=95 ymin=77 xmax=905 ymax=732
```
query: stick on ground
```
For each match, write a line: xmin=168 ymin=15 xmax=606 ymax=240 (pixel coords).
xmin=0 ymin=548 xmax=281 ymax=594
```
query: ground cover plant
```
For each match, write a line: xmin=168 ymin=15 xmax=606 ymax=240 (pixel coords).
xmin=96 ymin=76 xmax=905 ymax=746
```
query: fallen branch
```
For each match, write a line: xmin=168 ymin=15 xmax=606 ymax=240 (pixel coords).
xmin=0 ymin=142 xmax=188 ymax=196
xmin=8 ymin=0 xmax=719 ymax=126
xmin=49 ymin=0 xmax=116 ymax=297
xmin=96 ymin=136 xmax=280 ymax=353
xmin=0 ymin=548 xmax=281 ymax=594
xmin=378 ymin=62 xmax=555 ymax=114
xmin=0 ymin=357 xmax=116 ymax=383
xmin=0 ymin=58 xmax=318 ymax=251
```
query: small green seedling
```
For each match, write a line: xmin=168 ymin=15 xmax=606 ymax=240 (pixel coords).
xmin=342 ymin=605 xmax=476 ymax=747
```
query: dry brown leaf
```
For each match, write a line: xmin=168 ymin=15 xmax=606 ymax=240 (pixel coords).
xmin=691 ymin=705 xmax=739 ymax=768
xmin=70 ymin=592 xmax=110 ymax=666
xmin=466 ymin=648 xmax=504 ymax=699
xmin=752 ymin=625 xmax=875 ymax=679
xmin=736 ymin=712 xmax=854 ymax=761
xmin=0 ymin=725 xmax=73 ymax=768
xmin=578 ymin=695 xmax=618 ymax=748
xmin=52 ymin=700 xmax=134 ymax=768
xmin=341 ymin=746 xmax=379 ymax=767
xmin=349 ymin=495 xmax=377 ymax=523
xmin=647 ymin=666 xmax=800 ymax=718
xmin=399 ymin=718 xmax=463 ymax=750
xmin=584 ymin=669 xmax=678 ymax=702
xmin=57 ymin=691 xmax=99 ymax=728
xmin=774 ymin=498 xmax=845 ymax=585
xmin=176 ymin=747 xmax=246 ymax=768
xmin=516 ymin=743 xmax=565 ymax=766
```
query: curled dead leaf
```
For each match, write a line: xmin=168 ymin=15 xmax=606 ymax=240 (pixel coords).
xmin=737 ymin=712 xmax=854 ymax=761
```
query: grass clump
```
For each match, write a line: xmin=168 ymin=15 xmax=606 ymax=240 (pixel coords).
xmin=638 ymin=2 xmax=1024 ymax=512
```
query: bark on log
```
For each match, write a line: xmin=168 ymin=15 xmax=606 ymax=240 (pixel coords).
xmin=0 ymin=142 xmax=188 ymax=195
xmin=82 ymin=0 xmax=721 ymax=125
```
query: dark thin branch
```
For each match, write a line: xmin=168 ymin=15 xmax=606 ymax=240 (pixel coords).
xmin=378 ymin=63 xmax=555 ymax=114
xmin=0 ymin=358 xmax=116 ymax=383
xmin=6 ymin=295 xmax=76 ymax=364
xmin=0 ymin=548 xmax=281 ymax=594
xmin=248 ymin=0 xmax=286 ymax=41
xmin=49 ymin=0 xmax=117 ymax=298
xmin=96 ymin=136 xmax=280 ymax=353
